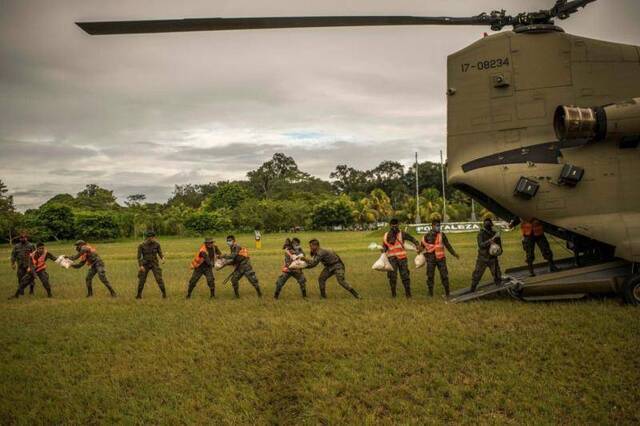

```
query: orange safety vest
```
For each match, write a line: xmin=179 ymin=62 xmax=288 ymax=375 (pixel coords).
xmin=521 ymin=219 xmax=544 ymax=237
xmin=79 ymin=244 xmax=97 ymax=265
xmin=191 ymin=245 xmax=210 ymax=269
xmin=422 ymin=233 xmax=446 ymax=260
xmin=384 ymin=232 xmax=407 ymax=260
xmin=30 ymin=249 xmax=48 ymax=272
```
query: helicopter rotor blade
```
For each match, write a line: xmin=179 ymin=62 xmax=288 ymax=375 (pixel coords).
xmin=550 ymin=0 xmax=598 ymax=20
xmin=76 ymin=15 xmax=498 ymax=35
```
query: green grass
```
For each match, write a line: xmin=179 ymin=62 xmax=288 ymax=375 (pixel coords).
xmin=0 ymin=231 xmax=638 ymax=425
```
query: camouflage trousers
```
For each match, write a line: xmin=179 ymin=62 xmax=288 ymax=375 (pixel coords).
xmin=230 ymin=262 xmax=261 ymax=298
xmin=387 ymin=256 xmax=411 ymax=298
xmin=16 ymin=265 xmax=34 ymax=294
xmin=426 ymin=255 xmax=450 ymax=296
xmin=318 ymin=263 xmax=359 ymax=299
xmin=16 ymin=270 xmax=52 ymax=297
xmin=274 ymin=270 xmax=307 ymax=298
xmin=470 ymin=256 xmax=502 ymax=292
xmin=187 ymin=266 xmax=215 ymax=297
xmin=86 ymin=262 xmax=116 ymax=297
xmin=523 ymin=235 xmax=553 ymax=265
xmin=138 ymin=263 xmax=166 ymax=297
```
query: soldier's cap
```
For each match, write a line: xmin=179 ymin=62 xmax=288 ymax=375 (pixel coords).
xmin=36 ymin=242 xmax=45 ymax=248
xmin=389 ymin=218 xmax=399 ymax=226
xmin=145 ymin=230 xmax=156 ymax=238
xmin=429 ymin=213 xmax=442 ymax=223
xmin=19 ymin=230 xmax=28 ymax=238
xmin=204 ymin=237 xmax=214 ymax=244
xmin=482 ymin=212 xmax=495 ymax=221
xmin=74 ymin=240 xmax=86 ymax=246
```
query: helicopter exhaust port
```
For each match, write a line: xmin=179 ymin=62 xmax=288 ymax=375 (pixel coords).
xmin=554 ymin=98 xmax=640 ymax=148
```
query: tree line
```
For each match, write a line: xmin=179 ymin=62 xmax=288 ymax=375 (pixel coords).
xmin=0 ymin=153 xmax=481 ymax=242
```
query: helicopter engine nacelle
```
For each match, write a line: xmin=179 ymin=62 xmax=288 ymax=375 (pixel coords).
xmin=554 ymin=98 xmax=640 ymax=147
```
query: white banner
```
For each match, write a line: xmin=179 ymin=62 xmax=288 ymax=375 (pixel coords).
xmin=408 ymin=221 xmax=511 ymax=234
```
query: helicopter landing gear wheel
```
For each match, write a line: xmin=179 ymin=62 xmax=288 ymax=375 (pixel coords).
xmin=622 ymin=274 xmax=640 ymax=306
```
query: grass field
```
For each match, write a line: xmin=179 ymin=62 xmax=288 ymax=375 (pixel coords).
xmin=1 ymin=231 xmax=638 ymax=425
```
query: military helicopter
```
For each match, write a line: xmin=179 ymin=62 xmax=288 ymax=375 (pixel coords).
xmin=76 ymin=0 xmax=640 ymax=304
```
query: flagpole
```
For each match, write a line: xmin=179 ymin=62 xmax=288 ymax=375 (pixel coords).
xmin=440 ymin=150 xmax=447 ymax=222
xmin=415 ymin=152 xmax=421 ymax=224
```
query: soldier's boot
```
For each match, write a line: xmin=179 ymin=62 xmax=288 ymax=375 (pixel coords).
xmin=274 ymin=286 xmax=281 ymax=299
xmin=255 ymin=285 xmax=262 ymax=298
xmin=403 ymin=283 xmax=412 ymax=298
xmin=390 ymin=284 xmax=397 ymax=298
xmin=29 ymin=284 xmax=34 ymax=295
xmin=349 ymin=288 xmax=361 ymax=299
xmin=136 ymin=287 xmax=143 ymax=299
xmin=159 ymin=285 xmax=167 ymax=299
xmin=301 ymin=287 xmax=307 ymax=298
xmin=233 ymin=284 xmax=240 ymax=298
xmin=86 ymin=284 xmax=93 ymax=297
xmin=527 ymin=263 xmax=536 ymax=277
xmin=106 ymin=284 xmax=117 ymax=298
xmin=209 ymin=287 xmax=215 ymax=299
xmin=8 ymin=290 xmax=20 ymax=300
xmin=43 ymin=284 xmax=52 ymax=298
xmin=428 ymin=285 xmax=434 ymax=297
xmin=549 ymin=260 xmax=559 ymax=273
xmin=186 ymin=283 xmax=195 ymax=299
xmin=442 ymin=280 xmax=450 ymax=298
xmin=320 ymin=288 xmax=327 ymax=299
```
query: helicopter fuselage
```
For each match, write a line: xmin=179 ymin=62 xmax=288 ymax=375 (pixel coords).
xmin=447 ymin=28 xmax=640 ymax=263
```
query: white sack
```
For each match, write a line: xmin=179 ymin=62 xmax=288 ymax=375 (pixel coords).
xmin=55 ymin=256 xmax=72 ymax=269
xmin=214 ymin=259 xmax=228 ymax=270
xmin=414 ymin=253 xmax=426 ymax=269
xmin=288 ymin=259 xmax=308 ymax=270
xmin=372 ymin=253 xmax=394 ymax=272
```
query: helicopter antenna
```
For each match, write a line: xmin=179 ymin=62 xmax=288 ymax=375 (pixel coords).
xmin=76 ymin=0 xmax=597 ymax=35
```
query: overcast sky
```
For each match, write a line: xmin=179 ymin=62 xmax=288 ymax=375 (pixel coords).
xmin=1 ymin=0 xmax=639 ymax=210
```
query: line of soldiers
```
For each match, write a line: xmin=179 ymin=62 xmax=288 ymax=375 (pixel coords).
xmin=8 ymin=215 xmax=556 ymax=300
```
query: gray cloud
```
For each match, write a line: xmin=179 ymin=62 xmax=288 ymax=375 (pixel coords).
xmin=1 ymin=0 xmax=639 ymax=210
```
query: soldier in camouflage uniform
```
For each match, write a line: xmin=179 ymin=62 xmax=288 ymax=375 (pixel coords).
xmin=137 ymin=231 xmax=167 ymax=299
xmin=470 ymin=216 xmax=503 ymax=292
xmin=274 ymin=237 xmax=307 ymax=299
xmin=421 ymin=215 xmax=459 ymax=297
xmin=518 ymin=218 xmax=558 ymax=276
xmin=10 ymin=232 xmax=35 ymax=295
xmin=9 ymin=242 xmax=54 ymax=299
xmin=382 ymin=218 xmax=420 ymax=298
xmin=224 ymin=235 xmax=262 ymax=298
xmin=303 ymin=239 xmax=360 ymax=299
xmin=186 ymin=237 xmax=221 ymax=298
xmin=68 ymin=240 xmax=117 ymax=297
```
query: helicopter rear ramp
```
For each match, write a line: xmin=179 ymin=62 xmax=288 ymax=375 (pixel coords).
xmin=449 ymin=258 xmax=630 ymax=303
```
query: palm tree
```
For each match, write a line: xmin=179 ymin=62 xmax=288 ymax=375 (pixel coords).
xmin=368 ymin=189 xmax=394 ymax=221
xmin=352 ymin=198 xmax=378 ymax=226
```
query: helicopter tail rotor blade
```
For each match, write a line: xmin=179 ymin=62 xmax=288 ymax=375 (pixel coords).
xmin=76 ymin=15 xmax=492 ymax=35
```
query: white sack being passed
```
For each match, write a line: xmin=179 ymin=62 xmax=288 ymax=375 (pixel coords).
xmin=55 ymin=256 xmax=72 ymax=269
xmin=288 ymin=259 xmax=308 ymax=270
xmin=214 ymin=259 xmax=228 ymax=270
xmin=414 ymin=253 xmax=426 ymax=269
xmin=372 ymin=253 xmax=394 ymax=272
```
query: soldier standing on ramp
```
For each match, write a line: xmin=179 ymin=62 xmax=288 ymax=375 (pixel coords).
xmin=274 ymin=237 xmax=307 ymax=299
xmin=421 ymin=214 xmax=459 ymax=297
xmin=469 ymin=215 xmax=503 ymax=293
xmin=9 ymin=242 xmax=54 ymax=299
xmin=303 ymin=239 xmax=360 ymax=299
xmin=136 ymin=231 xmax=167 ymax=299
xmin=186 ymin=237 xmax=221 ymax=299
xmin=382 ymin=218 xmax=420 ymax=298
xmin=68 ymin=240 xmax=117 ymax=297
xmin=224 ymin=235 xmax=262 ymax=298
xmin=519 ymin=218 xmax=558 ymax=276
xmin=10 ymin=231 xmax=35 ymax=295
